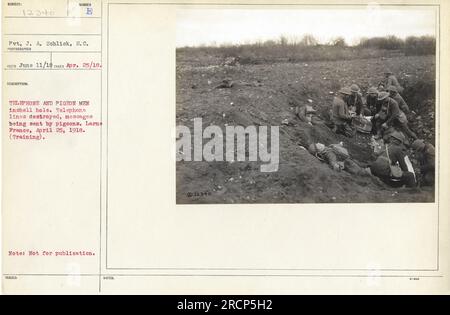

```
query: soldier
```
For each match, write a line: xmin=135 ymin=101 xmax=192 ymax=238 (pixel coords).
xmin=331 ymin=87 xmax=354 ymax=137
xmin=308 ymin=142 xmax=368 ymax=175
xmin=376 ymin=92 xmax=417 ymax=140
xmin=411 ymin=139 xmax=435 ymax=187
xmin=372 ymin=92 xmax=390 ymax=138
xmin=366 ymin=86 xmax=380 ymax=115
xmin=308 ymin=143 xmax=342 ymax=171
xmin=295 ymin=105 xmax=324 ymax=126
xmin=383 ymin=69 xmax=404 ymax=93
xmin=366 ymin=86 xmax=381 ymax=135
xmin=370 ymin=132 xmax=416 ymax=188
xmin=387 ymin=85 xmax=410 ymax=114
xmin=348 ymin=84 xmax=366 ymax=116
xmin=377 ymin=82 xmax=386 ymax=92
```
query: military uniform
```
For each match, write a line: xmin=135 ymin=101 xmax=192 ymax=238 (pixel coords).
xmin=370 ymin=143 xmax=416 ymax=187
xmin=383 ymin=97 xmax=400 ymax=126
xmin=317 ymin=147 xmax=339 ymax=168
xmin=296 ymin=105 xmax=323 ymax=125
xmin=312 ymin=144 xmax=365 ymax=175
xmin=332 ymin=96 xmax=351 ymax=125
xmin=416 ymin=143 xmax=435 ymax=186
xmin=331 ymin=96 xmax=354 ymax=136
xmin=366 ymin=94 xmax=381 ymax=115
xmin=347 ymin=92 xmax=365 ymax=115
xmin=391 ymin=93 xmax=410 ymax=114
xmin=382 ymin=97 xmax=417 ymax=140
xmin=386 ymin=74 xmax=404 ymax=93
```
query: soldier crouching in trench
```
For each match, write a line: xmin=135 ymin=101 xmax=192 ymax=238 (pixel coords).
xmin=348 ymin=84 xmax=371 ymax=116
xmin=366 ymin=86 xmax=380 ymax=115
xmin=374 ymin=91 xmax=417 ymax=142
xmin=330 ymin=87 xmax=355 ymax=137
xmin=411 ymin=139 xmax=435 ymax=187
xmin=370 ymin=131 xmax=416 ymax=188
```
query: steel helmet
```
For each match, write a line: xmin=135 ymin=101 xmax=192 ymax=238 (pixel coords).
xmin=367 ymin=86 xmax=378 ymax=94
xmin=390 ymin=131 xmax=406 ymax=143
xmin=350 ymin=84 xmax=360 ymax=93
xmin=411 ymin=139 xmax=426 ymax=151
xmin=308 ymin=143 xmax=325 ymax=155
xmin=377 ymin=91 xmax=389 ymax=101
xmin=308 ymin=143 xmax=318 ymax=155
xmin=338 ymin=87 xmax=352 ymax=95
xmin=387 ymin=85 xmax=398 ymax=93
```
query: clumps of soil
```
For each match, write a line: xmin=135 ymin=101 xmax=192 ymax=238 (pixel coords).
xmin=403 ymin=80 xmax=435 ymax=145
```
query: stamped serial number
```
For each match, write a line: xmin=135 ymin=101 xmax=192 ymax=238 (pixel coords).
xmin=186 ymin=191 xmax=211 ymax=198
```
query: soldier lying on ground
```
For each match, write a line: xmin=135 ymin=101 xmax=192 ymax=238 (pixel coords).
xmin=370 ymin=131 xmax=416 ymax=188
xmin=411 ymin=139 xmax=435 ymax=187
xmin=308 ymin=142 xmax=369 ymax=176
xmin=295 ymin=105 xmax=324 ymax=126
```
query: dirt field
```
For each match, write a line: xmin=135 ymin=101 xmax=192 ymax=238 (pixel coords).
xmin=176 ymin=53 xmax=436 ymax=203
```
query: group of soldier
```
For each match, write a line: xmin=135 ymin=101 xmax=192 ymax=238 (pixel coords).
xmin=311 ymin=69 xmax=435 ymax=188
xmin=331 ymin=70 xmax=417 ymax=140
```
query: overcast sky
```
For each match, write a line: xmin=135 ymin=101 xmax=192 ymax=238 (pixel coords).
xmin=176 ymin=6 xmax=437 ymax=47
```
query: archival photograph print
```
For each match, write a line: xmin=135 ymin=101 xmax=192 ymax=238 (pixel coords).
xmin=175 ymin=5 xmax=437 ymax=204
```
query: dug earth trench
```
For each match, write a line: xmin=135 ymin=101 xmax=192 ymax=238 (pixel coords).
xmin=176 ymin=54 xmax=435 ymax=203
